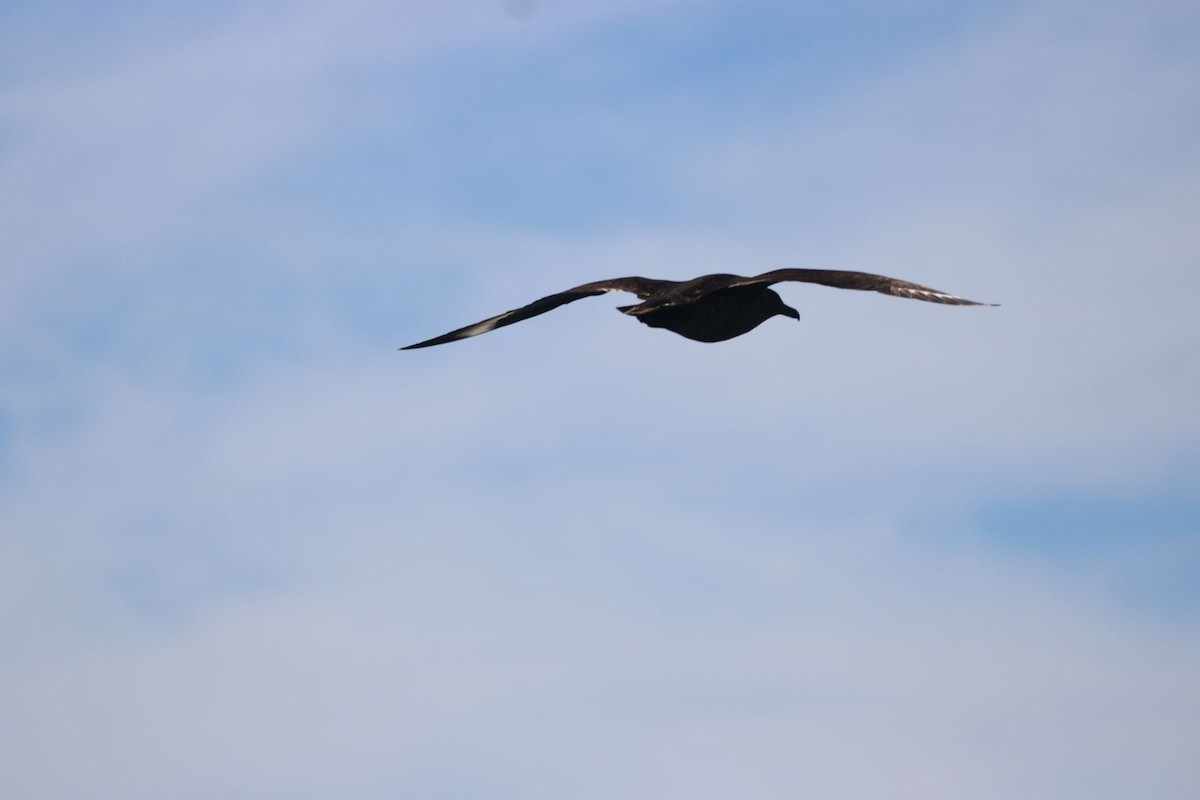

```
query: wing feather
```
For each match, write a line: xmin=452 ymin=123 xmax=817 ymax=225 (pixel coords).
xmin=732 ymin=269 xmax=995 ymax=306
xmin=400 ymin=277 xmax=673 ymax=350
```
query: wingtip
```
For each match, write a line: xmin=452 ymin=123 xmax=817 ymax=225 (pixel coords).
xmin=958 ymin=299 xmax=999 ymax=307
xmin=399 ymin=335 xmax=454 ymax=350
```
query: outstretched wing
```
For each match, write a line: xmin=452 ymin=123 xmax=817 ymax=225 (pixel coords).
xmin=731 ymin=269 xmax=995 ymax=306
xmin=400 ymin=277 xmax=674 ymax=350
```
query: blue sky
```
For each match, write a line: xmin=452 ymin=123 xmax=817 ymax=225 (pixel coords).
xmin=2 ymin=1 xmax=1199 ymax=798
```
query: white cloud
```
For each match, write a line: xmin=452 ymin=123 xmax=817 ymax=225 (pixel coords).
xmin=4 ymin=499 xmax=1199 ymax=798
xmin=0 ymin=0 xmax=687 ymax=315
xmin=2 ymin=0 xmax=1199 ymax=798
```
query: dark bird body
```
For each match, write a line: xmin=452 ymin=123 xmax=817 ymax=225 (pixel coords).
xmin=401 ymin=269 xmax=994 ymax=350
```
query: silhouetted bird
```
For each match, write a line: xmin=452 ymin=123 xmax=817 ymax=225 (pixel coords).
xmin=400 ymin=269 xmax=994 ymax=350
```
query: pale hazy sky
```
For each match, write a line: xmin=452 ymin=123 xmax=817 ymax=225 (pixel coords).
xmin=2 ymin=1 xmax=1199 ymax=798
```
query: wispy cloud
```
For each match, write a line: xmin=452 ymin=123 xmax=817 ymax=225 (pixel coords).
xmin=2 ymin=1 xmax=1199 ymax=798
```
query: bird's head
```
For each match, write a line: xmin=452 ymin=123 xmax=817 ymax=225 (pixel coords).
xmin=762 ymin=289 xmax=800 ymax=322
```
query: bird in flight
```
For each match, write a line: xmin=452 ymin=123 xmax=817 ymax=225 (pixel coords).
xmin=400 ymin=269 xmax=995 ymax=350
